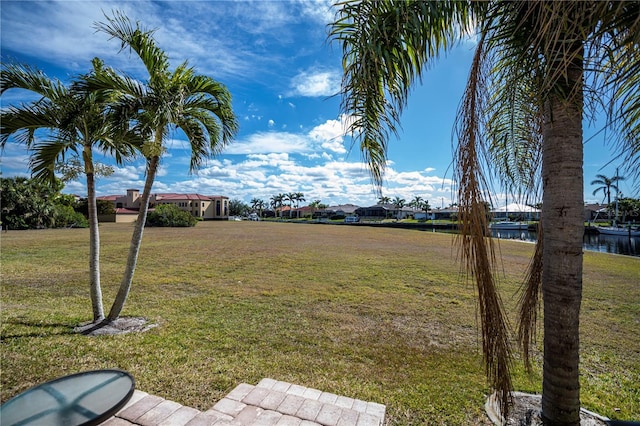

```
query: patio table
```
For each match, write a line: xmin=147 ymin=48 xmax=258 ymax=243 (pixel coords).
xmin=0 ymin=369 xmax=134 ymax=426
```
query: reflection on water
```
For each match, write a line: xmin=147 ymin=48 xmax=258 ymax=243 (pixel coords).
xmin=490 ymin=229 xmax=640 ymax=257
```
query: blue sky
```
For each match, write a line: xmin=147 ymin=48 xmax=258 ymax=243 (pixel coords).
xmin=1 ymin=0 xmax=636 ymax=208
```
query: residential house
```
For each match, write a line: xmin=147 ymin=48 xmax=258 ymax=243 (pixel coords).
xmin=491 ymin=203 xmax=540 ymax=221
xmin=98 ymin=189 xmax=229 ymax=222
xmin=355 ymin=203 xmax=415 ymax=220
xmin=431 ymin=207 xmax=459 ymax=220
xmin=584 ymin=203 xmax=607 ymax=222
xmin=329 ymin=204 xmax=360 ymax=216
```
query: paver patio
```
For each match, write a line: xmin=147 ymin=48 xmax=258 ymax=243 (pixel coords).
xmin=100 ymin=378 xmax=386 ymax=426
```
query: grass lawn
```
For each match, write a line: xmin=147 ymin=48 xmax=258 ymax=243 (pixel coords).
xmin=1 ymin=221 xmax=638 ymax=424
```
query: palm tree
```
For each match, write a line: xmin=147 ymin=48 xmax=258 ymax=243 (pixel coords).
xmin=86 ymin=12 xmax=238 ymax=321
xmin=294 ymin=192 xmax=305 ymax=218
xmin=308 ymin=199 xmax=322 ymax=219
xmin=250 ymin=197 xmax=261 ymax=212
xmin=256 ymin=199 xmax=266 ymax=218
xmin=409 ymin=195 xmax=423 ymax=210
xmin=270 ymin=194 xmax=283 ymax=218
xmin=392 ymin=196 xmax=405 ymax=220
xmin=331 ymin=1 xmax=639 ymax=423
xmin=250 ymin=197 xmax=266 ymax=218
xmin=591 ymin=173 xmax=625 ymax=207
xmin=421 ymin=200 xmax=431 ymax=215
xmin=377 ymin=195 xmax=391 ymax=205
xmin=1 ymin=60 xmax=140 ymax=322
xmin=285 ymin=192 xmax=296 ymax=218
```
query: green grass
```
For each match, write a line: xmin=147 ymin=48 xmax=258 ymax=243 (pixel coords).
xmin=1 ymin=222 xmax=638 ymax=424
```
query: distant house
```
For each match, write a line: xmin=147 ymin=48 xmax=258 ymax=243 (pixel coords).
xmin=584 ymin=203 xmax=606 ymax=221
xmin=355 ymin=204 xmax=390 ymax=219
xmin=112 ymin=208 xmax=139 ymax=223
xmin=309 ymin=204 xmax=360 ymax=219
xmin=329 ymin=204 xmax=360 ymax=216
xmin=355 ymin=203 xmax=414 ymax=220
xmin=98 ymin=189 xmax=229 ymax=222
xmin=491 ymin=203 xmax=540 ymax=221
xmin=432 ymin=207 xmax=458 ymax=220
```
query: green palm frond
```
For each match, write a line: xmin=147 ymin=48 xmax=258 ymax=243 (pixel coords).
xmin=331 ymin=0 xmax=477 ymax=190
xmin=483 ymin=24 xmax=544 ymax=199
xmin=2 ymin=59 xmax=143 ymax=185
xmin=177 ymin=116 xmax=209 ymax=172
xmin=76 ymin=63 xmax=148 ymax=101
xmin=1 ymin=63 xmax=68 ymax=100
xmin=29 ymin=138 xmax=75 ymax=183
xmin=94 ymin=11 xmax=169 ymax=80
xmin=1 ymin=103 xmax=58 ymax=147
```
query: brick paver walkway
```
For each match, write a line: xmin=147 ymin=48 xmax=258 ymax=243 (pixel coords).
xmin=100 ymin=378 xmax=386 ymax=426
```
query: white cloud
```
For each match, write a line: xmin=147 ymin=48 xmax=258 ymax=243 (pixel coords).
xmin=296 ymin=0 xmax=336 ymax=24
xmin=308 ymin=114 xmax=352 ymax=154
xmin=222 ymin=115 xmax=353 ymax=156
xmin=0 ymin=144 xmax=30 ymax=177
xmin=290 ymin=70 xmax=340 ymax=97
xmin=223 ymin=132 xmax=311 ymax=155
xmin=268 ymin=119 xmax=275 ymax=127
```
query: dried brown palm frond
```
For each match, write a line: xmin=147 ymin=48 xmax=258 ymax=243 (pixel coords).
xmin=517 ymin=219 xmax=543 ymax=374
xmin=454 ymin=34 xmax=513 ymax=420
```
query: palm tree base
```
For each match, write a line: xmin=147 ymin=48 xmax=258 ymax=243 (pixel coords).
xmin=74 ymin=316 xmax=157 ymax=336
xmin=485 ymin=391 xmax=610 ymax=425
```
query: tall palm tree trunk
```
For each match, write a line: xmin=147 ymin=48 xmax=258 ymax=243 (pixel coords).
xmin=107 ymin=152 xmax=159 ymax=321
xmin=541 ymin=41 xmax=584 ymax=425
xmin=85 ymin=147 xmax=104 ymax=322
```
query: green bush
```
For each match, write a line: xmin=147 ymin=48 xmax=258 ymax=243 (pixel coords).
xmin=54 ymin=204 xmax=89 ymax=228
xmin=0 ymin=177 xmax=89 ymax=229
xmin=146 ymin=204 xmax=197 ymax=227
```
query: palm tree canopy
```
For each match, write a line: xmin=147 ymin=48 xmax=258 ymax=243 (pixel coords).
xmin=392 ymin=196 xmax=405 ymax=207
xmin=78 ymin=11 xmax=238 ymax=173
xmin=332 ymin=1 xmax=640 ymax=192
xmin=331 ymin=0 xmax=640 ymax=421
xmin=591 ymin=173 xmax=625 ymax=200
xmin=1 ymin=60 xmax=141 ymax=183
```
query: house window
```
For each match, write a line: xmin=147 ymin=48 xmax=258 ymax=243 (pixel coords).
xmin=216 ymin=200 xmax=221 ymax=216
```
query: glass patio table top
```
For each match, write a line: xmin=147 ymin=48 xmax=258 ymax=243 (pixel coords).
xmin=0 ymin=369 xmax=135 ymax=426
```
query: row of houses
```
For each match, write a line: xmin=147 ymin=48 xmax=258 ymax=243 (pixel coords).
xmin=97 ymin=189 xmax=229 ymax=223
xmin=289 ymin=202 xmax=607 ymax=222
xmin=292 ymin=203 xmax=541 ymax=221
xmin=96 ymin=189 xmax=606 ymax=223
xmin=274 ymin=203 xmax=519 ymax=221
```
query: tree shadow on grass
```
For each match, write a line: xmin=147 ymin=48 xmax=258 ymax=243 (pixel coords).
xmin=0 ymin=319 xmax=77 ymax=341
xmin=1 ymin=317 xmax=158 ymax=340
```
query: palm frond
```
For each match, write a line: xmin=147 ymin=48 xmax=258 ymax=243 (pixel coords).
xmin=483 ymin=35 xmax=544 ymax=200
xmin=1 ymin=103 xmax=59 ymax=148
xmin=517 ymin=220 xmax=543 ymax=373
xmin=330 ymin=0 xmax=473 ymax=190
xmin=29 ymin=138 xmax=76 ymax=183
xmin=94 ymin=11 xmax=170 ymax=80
xmin=176 ymin=116 xmax=209 ymax=172
xmin=1 ymin=62 xmax=68 ymax=100
xmin=454 ymin=34 xmax=513 ymax=420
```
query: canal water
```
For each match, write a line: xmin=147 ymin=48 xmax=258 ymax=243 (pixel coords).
xmin=490 ymin=229 xmax=640 ymax=257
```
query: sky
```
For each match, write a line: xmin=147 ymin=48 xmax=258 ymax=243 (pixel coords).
xmin=1 ymin=0 xmax=637 ymax=208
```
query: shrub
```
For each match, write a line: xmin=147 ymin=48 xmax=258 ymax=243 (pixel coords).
xmin=54 ymin=204 xmax=89 ymax=228
xmin=146 ymin=204 xmax=197 ymax=227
